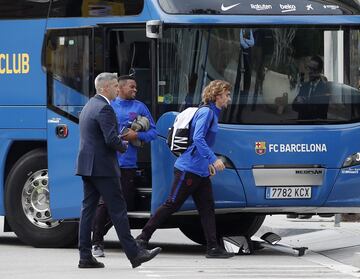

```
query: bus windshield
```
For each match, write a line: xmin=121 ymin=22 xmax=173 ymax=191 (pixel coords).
xmin=158 ymin=26 xmax=360 ymax=124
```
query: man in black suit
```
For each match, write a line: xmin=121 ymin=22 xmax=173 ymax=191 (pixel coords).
xmin=76 ymin=72 xmax=161 ymax=269
xmin=292 ymin=56 xmax=330 ymax=120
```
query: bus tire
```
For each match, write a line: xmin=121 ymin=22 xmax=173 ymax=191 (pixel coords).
xmin=179 ymin=214 xmax=266 ymax=245
xmin=5 ymin=148 xmax=78 ymax=248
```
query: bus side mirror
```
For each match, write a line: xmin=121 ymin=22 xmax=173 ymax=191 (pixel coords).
xmin=146 ymin=20 xmax=163 ymax=39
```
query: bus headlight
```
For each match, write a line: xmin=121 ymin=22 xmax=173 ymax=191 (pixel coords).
xmin=342 ymin=152 xmax=360 ymax=168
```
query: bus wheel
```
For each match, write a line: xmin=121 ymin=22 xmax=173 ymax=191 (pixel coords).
xmin=179 ymin=214 xmax=266 ymax=246
xmin=5 ymin=148 xmax=78 ymax=248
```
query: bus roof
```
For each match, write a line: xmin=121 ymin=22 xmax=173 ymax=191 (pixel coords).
xmin=148 ymin=0 xmax=360 ymax=26
xmin=2 ymin=1 xmax=358 ymax=27
xmin=152 ymin=15 xmax=360 ymax=26
xmin=156 ymin=0 xmax=360 ymax=16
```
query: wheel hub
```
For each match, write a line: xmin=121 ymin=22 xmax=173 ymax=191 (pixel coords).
xmin=22 ymin=169 xmax=60 ymax=229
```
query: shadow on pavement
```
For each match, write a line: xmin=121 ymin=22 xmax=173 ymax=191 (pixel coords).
xmin=0 ymin=236 xmax=24 ymax=246
xmin=104 ymin=240 xmax=205 ymax=255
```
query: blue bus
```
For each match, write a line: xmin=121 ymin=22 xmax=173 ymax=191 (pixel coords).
xmin=0 ymin=0 xmax=359 ymax=247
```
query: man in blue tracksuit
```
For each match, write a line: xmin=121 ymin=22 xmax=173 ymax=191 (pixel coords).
xmin=136 ymin=80 xmax=234 ymax=258
xmin=92 ymin=75 xmax=157 ymax=257
xmin=112 ymin=75 xmax=157 ymax=211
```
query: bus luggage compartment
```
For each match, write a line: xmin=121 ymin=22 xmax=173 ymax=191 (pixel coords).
xmin=155 ymin=113 xmax=360 ymax=211
xmin=213 ymin=123 xmax=360 ymax=210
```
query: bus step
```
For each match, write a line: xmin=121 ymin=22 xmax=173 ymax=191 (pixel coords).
xmin=261 ymin=231 xmax=281 ymax=244
xmin=223 ymin=236 xmax=254 ymax=255
xmin=223 ymin=232 xmax=307 ymax=257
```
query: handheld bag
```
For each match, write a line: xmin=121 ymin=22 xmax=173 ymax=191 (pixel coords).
xmin=166 ymin=107 xmax=199 ymax=156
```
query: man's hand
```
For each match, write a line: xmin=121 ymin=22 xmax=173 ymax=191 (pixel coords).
xmin=212 ymin=159 xmax=225 ymax=172
xmin=121 ymin=129 xmax=138 ymax=141
xmin=116 ymin=135 xmax=128 ymax=153
xmin=295 ymin=96 xmax=306 ymax=104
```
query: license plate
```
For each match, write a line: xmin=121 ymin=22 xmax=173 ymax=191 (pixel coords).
xmin=265 ymin=186 xmax=311 ymax=199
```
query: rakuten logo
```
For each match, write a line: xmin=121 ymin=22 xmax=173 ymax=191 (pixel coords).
xmin=250 ymin=4 xmax=272 ymax=11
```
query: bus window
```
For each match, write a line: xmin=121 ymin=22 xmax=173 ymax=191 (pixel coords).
xmin=350 ymin=29 xmax=360 ymax=90
xmin=0 ymin=0 xmax=49 ymax=19
xmin=45 ymin=29 xmax=92 ymax=120
xmin=157 ymin=26 xmax=360 ymax=124
xmin=158 ymin=30 xmax=200 ymax=114
xmin=107 ymin=29 xmax=151 ymax=108
xmin=49 ymin=0 xmax=144 ymax=17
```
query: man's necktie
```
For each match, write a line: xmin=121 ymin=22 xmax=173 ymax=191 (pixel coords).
xmin=307 ymin=82 xmax=314 ymax=99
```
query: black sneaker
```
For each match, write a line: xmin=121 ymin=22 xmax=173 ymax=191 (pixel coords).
xmin=206 ymin=247 xmax=234 ymax=258
xmin=78 ymin=256 xmax=105 ymax=268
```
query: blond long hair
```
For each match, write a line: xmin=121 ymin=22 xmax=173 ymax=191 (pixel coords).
xmin=202 ymin=80 xmax=231 ymax=104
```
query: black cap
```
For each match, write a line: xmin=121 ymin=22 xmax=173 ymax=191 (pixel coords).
xmin=118 ymin=74 xmax=135 ymax=81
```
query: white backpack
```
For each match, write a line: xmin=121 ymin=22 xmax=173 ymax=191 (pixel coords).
xmin=167 ymin=106 xmax=212 ymax=156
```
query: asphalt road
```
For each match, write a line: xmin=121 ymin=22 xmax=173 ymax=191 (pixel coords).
xmin=1 ymin=216 xmax=360 ymax=278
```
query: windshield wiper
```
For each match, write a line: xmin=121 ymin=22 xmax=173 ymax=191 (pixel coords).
xmin=191 ymin=9 xmax=220 ymax=15
xmin=286 ymin=118 xmax=344 ymax=124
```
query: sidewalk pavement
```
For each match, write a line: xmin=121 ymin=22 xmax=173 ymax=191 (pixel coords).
xmin=258 ymin=214 xmax=360 ymax=268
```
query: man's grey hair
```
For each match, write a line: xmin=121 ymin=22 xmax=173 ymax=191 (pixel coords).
xmin=94 ymin=72 xmax=118 ymax=92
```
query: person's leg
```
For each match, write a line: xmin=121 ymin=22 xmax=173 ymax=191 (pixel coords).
xmin=120 ymin=168 xmax=137 ymax=211
xmin=192 ymin=177 xmax=234 ymax=258
xmin=137 ymin=169 xmax=199 ymax=242
xmin=96 ymin=169 xmax=136 ymax=241
xmin=92 ymin=199 xmax=111 ymax=247
xmin=242 ymin=54 xmax=251 ymax=104
xmin=79 ymin=177 xmax=101 ymax=260
xmin=192 ymin=177 xmax=217 ymax=250
xmin=92 ymin=176 xmax=139 ymax=260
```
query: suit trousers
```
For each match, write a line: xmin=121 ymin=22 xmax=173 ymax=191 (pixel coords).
xmin=79 ymin=176 xmax=138 ymax=260
xmin=138 ymin=169 xmax=218 ymax=249
xmin=92 ymin=168 xmax=136 ymax=245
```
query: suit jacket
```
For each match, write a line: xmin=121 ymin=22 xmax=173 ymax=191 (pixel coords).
xmin=76 ymin=94 xmax=127 ymax=177
xmin=292 ymin=79 xmax=330 ymax=120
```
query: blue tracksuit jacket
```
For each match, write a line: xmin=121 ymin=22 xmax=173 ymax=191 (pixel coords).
xmin=174 ymin=102 xmax=220 ymax=177
xmin=111 ymin=97 xmax=157 ymax=168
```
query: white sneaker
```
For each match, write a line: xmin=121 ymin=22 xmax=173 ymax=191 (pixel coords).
xmin=92 ymin=245 xmax=105 ymax=257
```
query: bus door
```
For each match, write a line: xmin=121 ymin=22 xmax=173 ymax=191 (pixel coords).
xmin=45 ymin=27 xmax=98 ymax=219
xmin=100 ymin=24 xmax=154 ymax=213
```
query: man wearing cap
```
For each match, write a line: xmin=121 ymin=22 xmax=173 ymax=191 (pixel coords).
xmin=92 ymin=74 xmax=157 ymax=257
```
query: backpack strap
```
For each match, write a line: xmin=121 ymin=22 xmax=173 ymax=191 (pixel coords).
xmin=189 ymin=104 xmax=215 ymax=155
xmin=198 ymin=104 xmax=215 ymax=129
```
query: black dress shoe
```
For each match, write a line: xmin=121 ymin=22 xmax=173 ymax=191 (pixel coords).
xmin=78 ymin=256 xmax=105 ymax=268
xmin=131 ymin=247 xmax=162 ymax=268
xmin=135 ymin=238 xmax=148 ymax=249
